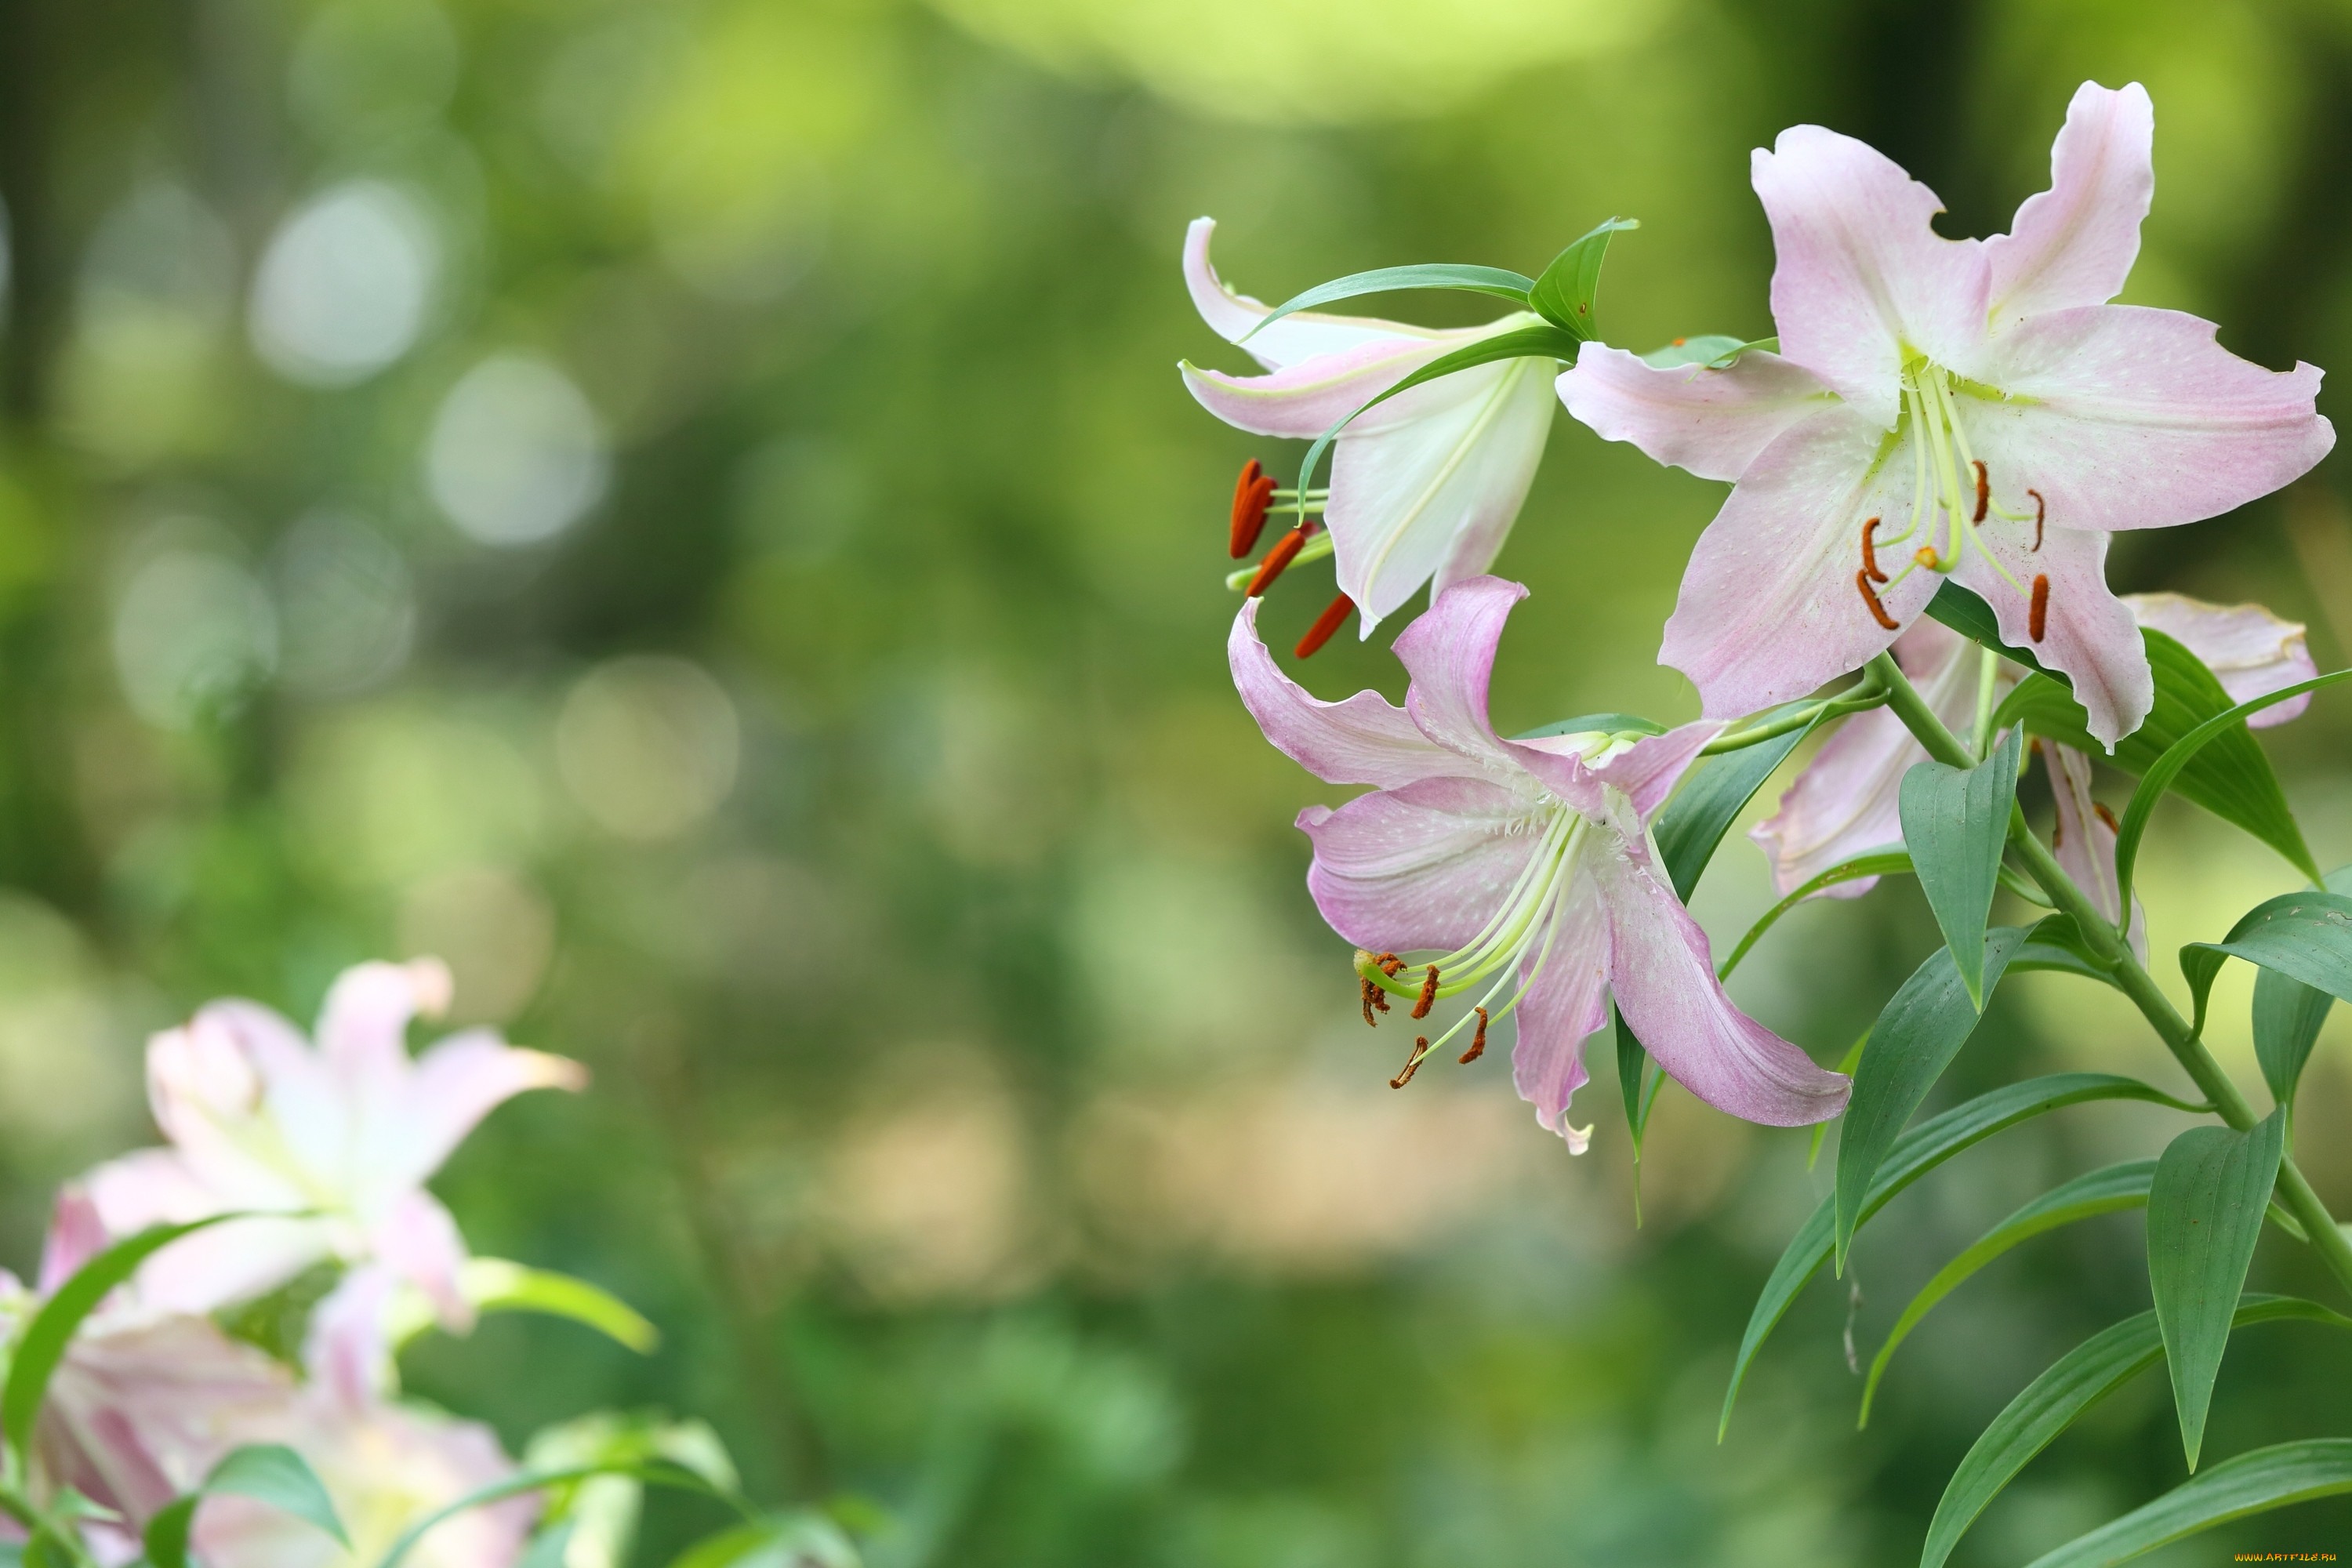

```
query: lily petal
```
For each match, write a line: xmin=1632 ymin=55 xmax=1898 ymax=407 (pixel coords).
xmin=1660 ymin=405 xmax=1936 ymax=720
xmin=1299 ymin=778 xmax=1546 ymax=954
xmin=373 ymin=1031 xmax=587 ymax=1202
xmin=1954 ymin=522 xmax=2149 ymax=746
xmin=2122 ymin=591 xmax=2316 ymax=726
xmin=1986 ymin=82 xmax=2154 ymax=329
xmin=1183 ymin=216 xmax=1441 ymax=371
xmin=1750 ymin=618 xmax=1978 ymax=896
xmin=1965 ymin=304 xmax=2332 ymax=538
xmin=1181 ymin=334 xmax=1470 ymax=441
xmin=1394 ymin=575 xmax=1526 ymax=765
xmin=2045 ymin=740 xmax=2148 ymax=961
xmin=1508 ymin=719 xmax=1721 ymax=823
xmin=1555 ymin=344 xmax=1837 ymax=481
xmin=1508 ymin=877 xmax=1611 ymax=1150
xmin=1753 ymin=125 xmax=1991 ymax=426
xmin=1229 ymin=597 xmax=1472 ymax=789
xmin=1588 ymin=794 xmax=1849 ymax=1126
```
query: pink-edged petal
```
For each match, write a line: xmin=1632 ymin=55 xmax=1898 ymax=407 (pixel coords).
xmin=1953 ymin=523 xmax=2149 ymax=746
xmin=1749 ymin=619 xmax=1980 ymax=897
xmin=1182 ymin=217 xmax=1443 ymax=371
xmin=1508 ymin=877 xmax=1610 ymax=1151
xmin=369 ymin=1189 xmax=474 ymax=1330
xmin=123 ymin=1214 xmax=334 ymax=1317
xmin=368 ymin=1032 xmax=586 ymax=1200
xmin=1181 ymin=334 xmax=1466 ymax=441
xmin=316 ymin=957 xmax=450 ymax=1083
xmin=1986 ymin=82 xmax=2154 ymax=329
xmin=1393 ymin=575 xmax=1524 ymax=766
xmin=2125 ymin=591 xmax=2316 ymax=727
xmin=2045 ymin=742 xmax=2147 ymax=962
xmin=39 ymin=1185 xmax=110 ymax=1295
xmin=1506 ymin=719 xmax=1722 ymax=823
xmin=1585 ymin=795 xmax=1849 ymax=1126
xmin=1299 ymin=778 xmax=1543 ymax=954
xmin=1229 ymin=597 xmax=1472 ymax=789
xmin=1966 ymin=305 xmax=2332 ymax=535
xmin=1753 ymin=125 xmax=1991 ymax=427
xmin=1555 ymin=344 xmax=1837 ymax=481
xmin=1660 ymin=405 xmax=1936 ymax=720
xmin=303 ymin=1264 xmax=402 ymax=1409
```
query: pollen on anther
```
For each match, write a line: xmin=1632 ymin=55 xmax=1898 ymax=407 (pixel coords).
xmin=1411 ymin=965 xmax=1439 ymax=1019
xmin=1246 ymin=524 xmax=1312 ymax=597
xmin=1856 ymin=569 xmax=1899 ymax=630
xmin=1390 ymin=1037 xmax=1428 ymax=1090
xmin=2027 ymin=489 xmax=2046 ymax=552
xmin=1377 ymin=953 xmax=1405 ymax=978
xmin=1230 ymin=459 xmax=1276 ymax=558
xmin=1459 ymin=1007 xmax=1489 ymax=1065
xmin=2030 ymin=574 xmax=2050 ymax=642
xmin=1860 ymin=517 xmax=1889 ymax=583
xmin=1972 ymin=459 xmax=1989 ymax=524
xmin=1360 ymin=976 xmax=1381 ymax=1028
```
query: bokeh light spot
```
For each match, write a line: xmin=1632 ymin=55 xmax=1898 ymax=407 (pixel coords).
xmin=424 ymin=354 xmax=609 ymax=546
xmin=249 ymin=181 xmax=440 ymax=387
xmin=556 ymin=655 xmax=740 ymax=840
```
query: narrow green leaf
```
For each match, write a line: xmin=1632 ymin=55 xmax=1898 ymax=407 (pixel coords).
xmin=2148 ymin=1110 xmax=2286 ymax=1469
xmin=3 ymin=1216 xmax=241 ymax=1464
xmin=1721 ymin=1073 xmax=2205 ymax=1439
xmin=388 ymin=1258 xmax=660 ymax=1356
xmin=2025 ymin=1437 xmax=2352 ymax=1568
xmin=1527 ymin=217 xmax=1639 ymax=339
xmin=2254 ymin=968 xmax=2335 ymax=1107
xmin=1808 ymin=1030 xmax=1871 ymax=1171
xmin=1924 ymin=581 xmax=2052 ymax=677
xmin=1292 ymin=321 xmax=1580 ymax=502
xmin=147 ymin=1443 xmax=350 ymax=1568
xmin=1923 ymin=1295 xmax=2351 ymax=1568
xmin=1240 ymin=263 xmax=1536 ymax=342
xmin=1835 ymin=931 xmax=2027 ymax=1268
xmin=2111 ymin=664 xmax=2352 ymax=909
xmin=2180 ymin=890 xmax=2352 ymax=1038
xmin=1862 ymin=1160 xmax=2157 ymax=1428
xmin=2010 ymin=913 xmax=2122 ymax=988
xmin=667 ymin=1515 xmax=860 ymax=1568
xmin=1615 ymin=1003 xmax=1646 ymax=1159
xmin=1719 ymin=851 xmax=1913 ymax=981
xmin=1654 ymin=702 xmax=1830 ymax=903
xmin=1899 ymin=725 xmax=2024 ymax=1009
xmin=377 ymin=1461 xmax=751 ymax=1568
xmin=519 ymin=1521 xmax=578 ymax=1568
xmin=1512 ymin=713 xmax=1665 ymax=740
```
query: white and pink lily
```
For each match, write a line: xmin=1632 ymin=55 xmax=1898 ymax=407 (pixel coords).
xmin=1183 ymin=218 xmax=1559 ymax=635
xmin=1557 ymin=81 xmax=2332 ymax=746
xmin=85 ymin=960 xmax=585 ymax=1396
xmin=1232 ymin=575 xmax=1850 ymax=1145
xmin=1752 ymin=594 xmax=2314 ymax=944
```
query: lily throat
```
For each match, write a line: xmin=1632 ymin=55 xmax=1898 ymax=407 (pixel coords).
xmin=1853 ymin=361 xmax=2051 ymax=640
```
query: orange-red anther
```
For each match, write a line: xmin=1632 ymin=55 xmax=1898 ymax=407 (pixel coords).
xmin=1246 ymin=525 xmax=1312 ymax=597
xmin=1229 ymin=459 xmax=1276 ymax=558
xmin=1390 ymin=1037 xmax=1428 ymax=1089
xmin=1376 ymin=953 xmax=1405 ymax=978
xmin=2030 ymin=574 xmax=2050 ymax=642
xmin=1860 ymin=516 xmax=1889 ymax=583
xmin=1459 ymin=1007 xmax=1489 ymax=1065
xmin=2027 ymin=488 xmax=2045 ymax=551
xmin=1360 ymin=975 xmax=1381 ymax=1028
xmin=1410 ymin=965 xmax=1439 ymax=1020
xmin=1972 ymin=459 xmax=1989 ymax=524
xmin=1296 ymin=593 xmax=1355 ymax=658
xmin=1857 ymin=569 xmax=1900 ymax=630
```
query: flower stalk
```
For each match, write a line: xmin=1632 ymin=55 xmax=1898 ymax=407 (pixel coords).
xmin=1864 ymin=648 xmax=2352 ymax=1299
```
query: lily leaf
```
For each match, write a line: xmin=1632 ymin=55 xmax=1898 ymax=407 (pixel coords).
xmin=2248 ymin=864 xmax=2351 ymax=1105
xmin=2009 ymin=912 xmax=2122 ymax=988
xmin=1240 ymin=263 xmax=1537 ymax=343
xmin=1835 ymin=930 xmax=2027 ymax=1269
xmin=1923 ymin=1295 xmax=2352 ymax=1568
xmin=388 ymin=1258 xmax=659 ymax=1356
xmin=1924 ymin=580 xmax=2051 ymax=677
xmin=1898 ymin=725 xmax=2023 ymax=1010
xmin=145 ymin=1444 xmax=348 ymax=1568
xmin=2180 ymin=889 xmax=2352 ymax=1038
xmin=378 ymin=1460 xmax=753 ymax=1568
xmin=1720 ymin=1073 xmax=2206 ymax=1439
xmin=1527 ymin=217 xmax=1639 ymax=340
xmin=666 ymin=1514 xmax=862 ymax=1568
xmin=1654 ymin=701 xmax=1830 ymax=904
xmin=2148 ymin=1110 xmax=2286 ymax=1469
xmin=1861 ymin=1160 xmax=2157 ymax=1428
xmin=2024 ymin=1436 xmax=2352 ymax=1568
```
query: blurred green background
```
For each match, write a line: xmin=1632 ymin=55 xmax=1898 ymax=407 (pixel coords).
xmin=2 ymin=0 xmax=2351 ymax=1562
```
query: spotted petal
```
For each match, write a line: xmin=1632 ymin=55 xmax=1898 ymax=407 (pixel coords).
xmin=1298 ymin=777 xmax=1544 ymax=955
xmin=1986 ymin=82 xmax=2154 ymax=330
xmin=2044 ymin=740 xmax=2147 ymax=960
xmin=1508 ymin=878 xmax=1611 ymax=1151
xmin=1555 ymin=344 xmax=1836 ymax=481
xmin=1953 ymin=521 xmax=2148 ymax=746
xmin=1394 ymin=575 xmax=1526 ymax=766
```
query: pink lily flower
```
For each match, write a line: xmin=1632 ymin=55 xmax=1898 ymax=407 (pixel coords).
xmin=1232 ymin=575 xmax=1850 ymax=1146
xmin=1182 ymin=218 xmax=1559 ymax=635
xmin=1751 ymin=594 xmax=2314 ymax=946
xmin=85 ymin=959 xmax=586 ymax=1386
xmin=1556 ymin=81 xmax=2332 ymax=746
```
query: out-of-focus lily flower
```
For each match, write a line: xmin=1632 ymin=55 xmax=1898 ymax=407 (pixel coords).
xmin=1751 ymin=594 xmax=2314 ymax=949
xmin=1558 ymin=81 xmax=2332 ymax=746
xmin=1232 ymin=575 xmax=1850 ymax=1145
xmin=86 ymin=960 xmax=586 ymax=1391
xmin=1183 ymin=218 xmax=1559 ymax=636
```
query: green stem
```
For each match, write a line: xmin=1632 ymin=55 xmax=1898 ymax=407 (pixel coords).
xmin=1699 ymin=675 xmax=1888 ymax=756
xmin=1864 ymin=651 xmax=2352 ymax=1301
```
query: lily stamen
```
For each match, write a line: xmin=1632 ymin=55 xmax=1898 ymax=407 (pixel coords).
xmin=1412 ymin=965 xmax=1440 ymax=1019
xmin=1857 ymin=569 xmax=1900 ymax=629
xmin=1230 ymin=459 xmax=1276 ymax=557
xmin=1296 ymin=593 xmax=1355 ymax=658
xmin=2030 ymin=573 xmax=2050 ymax=641
xmin=1860 ymin=516 xmax=1889 ymax=583
xmin=1390 ymin=1036 xmax=1429 ymax=1089
xmin=1460 ymin=1007 xmax=1489 ymax=1064
xmin=1247 ymin=524 xmax=1318 ymax=596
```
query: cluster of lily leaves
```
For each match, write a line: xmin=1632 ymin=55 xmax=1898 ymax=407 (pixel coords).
xmin=1630 ymin=583 xmax=2352 ymax=1566
xmin=0 ymin=1218 xmax=858 ymax=1568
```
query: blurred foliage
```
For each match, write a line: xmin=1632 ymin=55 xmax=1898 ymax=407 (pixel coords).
xmin=2 ymin=0 xmax=2351 ymax=1562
